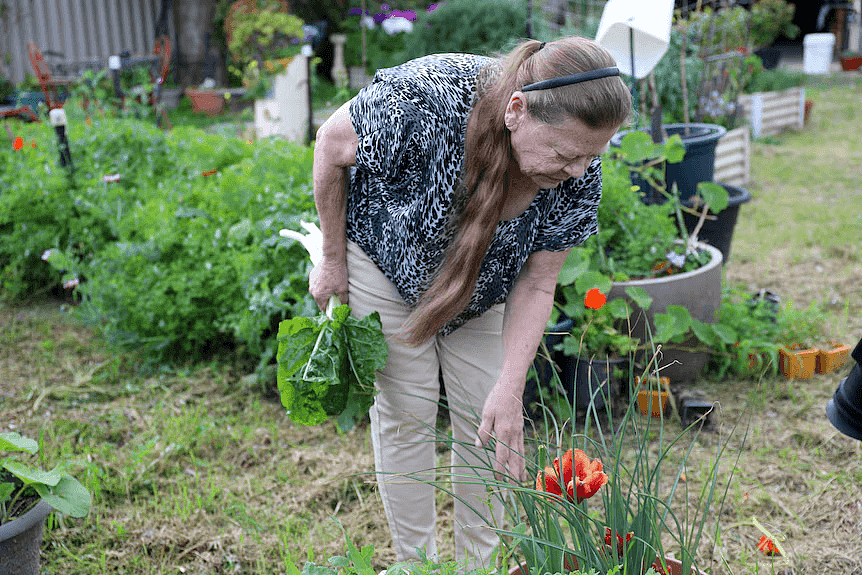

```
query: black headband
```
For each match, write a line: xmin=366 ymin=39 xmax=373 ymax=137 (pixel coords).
xmin=521 ymin=67 xmax=621 ymax=92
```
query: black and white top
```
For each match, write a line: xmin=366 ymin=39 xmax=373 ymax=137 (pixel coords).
xmin=347 ymin=53 xmax=603 ymax=335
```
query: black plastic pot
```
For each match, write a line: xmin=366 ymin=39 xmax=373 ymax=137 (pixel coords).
xmin=527 ymin=318 xmax=627 ymax=413
xmin=611 ymin=123 xmax=727 ymax=205
xmin=755 ymin=47 xmax=782 ymax=70
xmin=0 ymin=501 xmax=53 ymax=575
xmin=826 ymin=338 xmax=862 ymax=441
xmin=682 ymin=183 xmax=752 ymax=265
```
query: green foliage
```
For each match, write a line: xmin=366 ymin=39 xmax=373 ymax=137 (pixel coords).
xmin=1 ymin=432 xmax=91 ymax=523
xmin=343 ymin=16 xmax=412 ymax=74
xmin=401 ymin=0 xmax=528 ymax=61
xmin=225 ymin=0 xmax=306 ymax=93
xmin=1 ymin=109 xmax=318 ymax=366
xmin=749 ymin=0 xmax=799 ymax=50
xmin=744 ymin=66 xmax=807 ymax=94
xmin=586 ymin=132 xmax=718 ymax=281
xmin=554 ymin=249 xmax=652 ymax=358
xmin=276 ymin=304 xmax=387 ymax=432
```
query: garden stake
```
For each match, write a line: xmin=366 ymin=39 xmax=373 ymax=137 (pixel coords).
xmin=49 ymin=108 xmax=73 ymax=171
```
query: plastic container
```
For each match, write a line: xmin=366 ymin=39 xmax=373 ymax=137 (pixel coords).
xmin=803 ymin=33 xmax=835 ymax=74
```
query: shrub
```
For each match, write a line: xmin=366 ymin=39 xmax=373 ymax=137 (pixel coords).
xmin=402 ymin=0 xmax=528 ymax=60
xmin=2 ymin=106 xmax=318 ymax=366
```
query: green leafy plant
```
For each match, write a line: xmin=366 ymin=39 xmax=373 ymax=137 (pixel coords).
xmin=1 ymin=432 xmax=91 ymax=524
xmin=1 ymin=108 xmax=319 ymax=367
xmin=224 ymin=0 xmax=306 ymax=97
xmin=401 ymin=0 xmax=527 ymax=61
xmin=554 ymin=249 xmax=653 ymax=360
xmin=276 ymin=304 xmax=387 ymax=432
xmin=749 ymin=0 xmax=799 ymax=51
xmin=588 ymin=131 xmax=724 ymax=282
xmin=404 ymin=347 xmax=745 ymax=575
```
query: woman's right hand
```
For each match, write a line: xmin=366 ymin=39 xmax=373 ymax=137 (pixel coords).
xmin=309 ymin=255 xmax=349 ymax=312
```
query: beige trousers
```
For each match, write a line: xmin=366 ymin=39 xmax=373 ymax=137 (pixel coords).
xmin=346 ymin=240 xmax=506 ymax=570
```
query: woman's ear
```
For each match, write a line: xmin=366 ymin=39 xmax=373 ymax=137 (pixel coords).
xmin=504 ymin=90 xmax=529 ymax=131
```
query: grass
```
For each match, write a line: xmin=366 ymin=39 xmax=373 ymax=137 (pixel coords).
xmin=2 ymin=76 xmax=862 ymax=575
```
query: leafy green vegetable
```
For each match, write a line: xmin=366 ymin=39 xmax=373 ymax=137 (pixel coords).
xmin=276 ymin=304 xmax=388 ymax=431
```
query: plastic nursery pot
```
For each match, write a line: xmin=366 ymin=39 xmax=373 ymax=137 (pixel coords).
xmin=637 ymin=389 xmax=670 ymax=418
xmin=779 ymin=345 xmax=818 ymax=379
xmin=0 ymin=501 xmax=53 ymax=575
xmin=817 ymin=341 xmax=852 ymax=374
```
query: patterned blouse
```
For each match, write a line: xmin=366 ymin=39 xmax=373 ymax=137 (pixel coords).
xmin=347 ymin=53 xmax=603 ymax=335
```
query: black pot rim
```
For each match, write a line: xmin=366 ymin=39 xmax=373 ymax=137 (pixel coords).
xmin=0 ymin=501 xmax=52 ymax=541
xmin=682 ymin=182 xmax=752 ymax=211
xmin=612 ymin=123 xmax=727 ymax=147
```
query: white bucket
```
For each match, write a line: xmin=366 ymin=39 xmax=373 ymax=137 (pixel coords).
xmin=803 ymin=33 xmax=835 ymax=74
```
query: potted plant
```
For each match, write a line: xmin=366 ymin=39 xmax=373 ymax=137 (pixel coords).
xmin=1 ymin=432 xmax=92 ymax=575
xmin=224 ymin=0 xmax=306 ymax=99
xmin=840 ymin=50 xmax=862 ymax=71
xmin=590 ymin=132 xmax=728 ymax=383
xmin=508 ymin=357 xmax=740 ymax=575
xmin=537 ymin=253 xmax=653 ymax=412
xmin=749 ymin=0 xmax=799 ymax=70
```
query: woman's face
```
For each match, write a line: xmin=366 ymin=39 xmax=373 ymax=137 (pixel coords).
xmin=505 ymin=91 xmax=620 ymax=189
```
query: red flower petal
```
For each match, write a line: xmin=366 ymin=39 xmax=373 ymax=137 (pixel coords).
xmin=757 ymin=535 xmax=780 ymax=556
xmin=584 ymin=288 xmax=606 ymax=310
xmin=536 ymin=466 xmax=563 ymax=497
xmin=13 ymin=137 xmax=24 ymax=150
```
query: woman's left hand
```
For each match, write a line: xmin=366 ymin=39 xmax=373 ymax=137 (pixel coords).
xmin=476 ymin=378 xmax=525 ymax=482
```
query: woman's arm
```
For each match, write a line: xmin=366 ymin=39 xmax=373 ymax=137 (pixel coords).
xmin=476 ymin=248 xmax=571 ymax=481
xmin=309 ymin=99 xmax=359 ymax=310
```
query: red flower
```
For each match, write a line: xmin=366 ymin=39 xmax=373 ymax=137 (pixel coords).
xmin=604 ymin=527 xmax=633 ymax=558
xmin=13 ymin=137 xmax=23 ymax=150
xmin=584 ymin=288 xmax=606 ymax=310
xmin=757 ymin=535 xmax=780 ymax=556
xmin=535 ymin=449 xmax=608 ymax=504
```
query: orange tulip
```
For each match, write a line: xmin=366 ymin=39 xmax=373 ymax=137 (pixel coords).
xmin=535 ymin=449 xmax=607 ymax=504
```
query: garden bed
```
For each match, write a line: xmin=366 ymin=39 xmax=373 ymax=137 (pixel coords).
xmin=1 ymin=80 xmax=861 ymax=575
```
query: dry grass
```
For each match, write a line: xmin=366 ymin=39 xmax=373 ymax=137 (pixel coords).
xmin=2 ymin=80 xmax=862 ymax=575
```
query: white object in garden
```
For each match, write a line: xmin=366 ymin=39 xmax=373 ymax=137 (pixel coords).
xmin=49 ymin=108 xmax=67 ymax=127
xmin=330 ymin=33 xmax=348 ymax=88
xmin=108 ymin=55 xmax=121 ymax=70
xmin=381 ymin=16 xmax=413 ymax=35
xmin=279 ymin=221 xmax=340 ymax=317
xmin=803 ymin=33 xmax=836 ymax=74
xmin=254 ymin=54 xmax=309 ymax=142
xmin=594 ymin=0 xmax=674 ymax=79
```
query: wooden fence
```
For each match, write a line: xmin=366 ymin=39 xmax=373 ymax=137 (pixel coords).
xmin=2 ymin=0 xmax=174 ymax=85
xmin=713 ymin=126 xmax=750 ymax=187
xmin=737 ymin=87 xmax=806 ymax=139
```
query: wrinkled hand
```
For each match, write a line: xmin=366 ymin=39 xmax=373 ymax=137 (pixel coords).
xmin=309 ymin=255 xmax=349 ymax=313
xmin=475 ymin=379 xmax=525 ymax=482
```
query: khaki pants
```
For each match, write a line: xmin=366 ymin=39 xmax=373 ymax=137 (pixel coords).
xmin=346 ymin=241 xmax=506 ymax=570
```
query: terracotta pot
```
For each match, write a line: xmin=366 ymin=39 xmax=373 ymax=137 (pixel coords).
xmin=185 ymin=88 xmax=226 ymax=116
xmin=840 ymin=55 xmax=862 ymax=71
xmin=779 ymin=345 xmax=818 ymax=379
xmin=817 ymin=341 xmax=852 ymax=374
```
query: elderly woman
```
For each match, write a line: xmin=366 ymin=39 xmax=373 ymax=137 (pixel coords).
xmin=309 ymin=36 xmax=631 ymax=569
